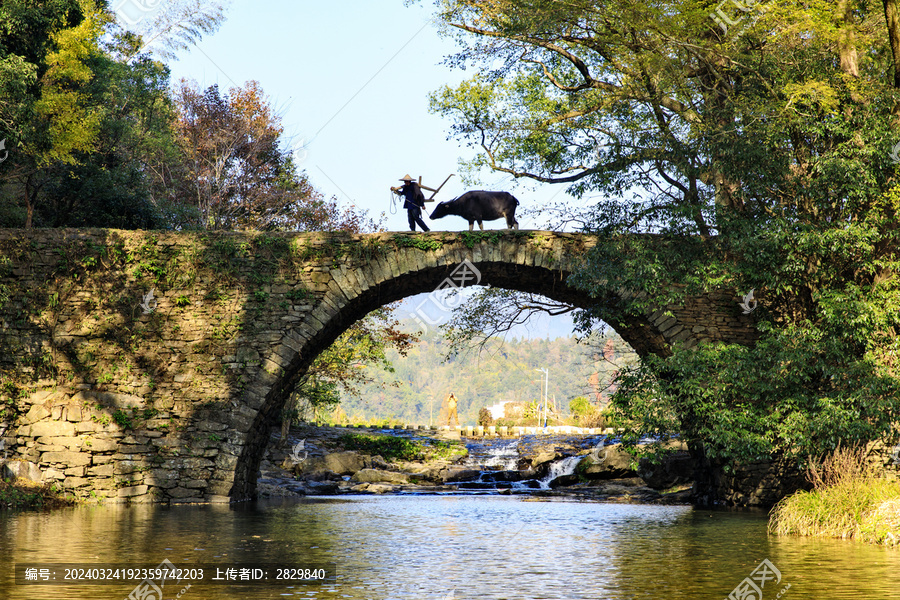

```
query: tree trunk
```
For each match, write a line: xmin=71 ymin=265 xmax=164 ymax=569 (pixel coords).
xmin=837 ymin=1 xmax=860 ymax=77
xmin=885 ymin=0 xmax=900 ymax=88
xmin=689 ymin=441 xmax=724 ymax=507
xmin=24 ymin=175 xmax=34 ymax=228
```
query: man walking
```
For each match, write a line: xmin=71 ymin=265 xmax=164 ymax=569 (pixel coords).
xmin=394 ymin=174 xmax=430 ymax=232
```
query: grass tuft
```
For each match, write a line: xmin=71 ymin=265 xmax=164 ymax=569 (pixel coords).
xmin=0 ymin=479 xmax=75 ymax=510
xmin=769 ymin=446 xmax=900 ymax=545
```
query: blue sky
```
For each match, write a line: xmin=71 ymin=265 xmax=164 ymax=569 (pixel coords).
xmin=133 ymin=0 xmax=590 ymax=230
xmin=120 ymin=0 xmax=579 ymax=337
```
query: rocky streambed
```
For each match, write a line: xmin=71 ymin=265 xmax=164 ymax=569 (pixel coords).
xmin=256 ymin=425 xmax=695 ymax=504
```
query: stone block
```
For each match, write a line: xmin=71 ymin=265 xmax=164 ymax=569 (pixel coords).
xmin=27 ymin=390 xmax=56 ymax=406
xmin=150 ymin=437 xmax=180 ymax=449
xmin=115 ymin=472 xmax=144 ymax=484
xmin=119 ymin=444 xmax=150 ymax=454
xmin=65 ymin=404 xmax=83 ymax=422
xmin=210 ymin=454 xmax=237 ymax=472
xmin=89 ymin=464 xmax=115 ymax=477
xmin=75 ymin=422 xmax=107 ymax=433
xmin=182 ymin=457 xmax=214 ymax=469
xmin=323 ymin=451 xmax=369 ymax=475
xmin=206 ymin=481 xmax=233 ymax=496
xmin=90 ymin=479 xmax=118 ymax=491
xmin=24 ymin=404 xmax=52 ymax=424
xmin=42 ymin=468 xmax=65 ymax=481
xmin=167 ymin=486 xmax=201 ymax=499
xmin=114 ymin=461 xmax=146 ymax=475
xmin=195 ymin=420 xmax=228 ymax=432
xmin=85 ymin=439 xmax=119 ymax=453
xmin=42 ymin=451 xmax=91 ymax=466
xmin=117 ymin=485 xmax=149 ymax=498
xmin=350 ymin=469 xmax=409 ymax=484
xmin=62 ymin=477 xmax=90 ymax=489
xmin=531 ymin=451 xmax=560 ymax=468
xmin=439 ymin=467 xmax=481 ymax=483
xmin=121 ymin=435 xmax=149 ymax=445
xmin=35 ymin=444 xmax=66 ymax=453
xmin=30 ymin=422 xmax=76 ymax=437
xmin=82 ymin=391 xmax=145 ymax=409
xmin=40 ymin=436 xmax=81 ymax=449
xmin=0 ymin=459 xmax=43 ymax=483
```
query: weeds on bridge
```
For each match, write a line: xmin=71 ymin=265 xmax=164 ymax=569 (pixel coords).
xmin=458 ymin=230 xmax=536 ymax=248
xmin=459 ymin=231 xmax=502 ymax=248
xmin=392 ymin=235 xmax=444 ymax=252
xmin=295 ymin=236 xmax=389 ymax=266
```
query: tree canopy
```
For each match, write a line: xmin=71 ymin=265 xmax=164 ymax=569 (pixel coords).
xmin=428 ymin=0 xmax=900 ymax=471
xmin=0 ymin=0 xmax=230 ymax=228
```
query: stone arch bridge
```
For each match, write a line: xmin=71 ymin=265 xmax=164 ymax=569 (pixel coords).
xmin=0 ymin=229 xmax=757 ymax=503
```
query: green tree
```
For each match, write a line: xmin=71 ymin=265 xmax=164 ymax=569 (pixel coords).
xmin=0 ymin=0 xmax=228 ymax=228
xmin=33 ymin=36 xmax=175 ymax=228
xmin=282 ymin=308 xmax=418 ymax=437
xmin=427 ymin=0 xmax=900 ymax=487
xmin=0 ymin=0 xmax=103 ymax=226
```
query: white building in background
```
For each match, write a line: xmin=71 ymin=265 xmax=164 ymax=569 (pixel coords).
xmin=486 ymin=401 xmax=512 ymax=421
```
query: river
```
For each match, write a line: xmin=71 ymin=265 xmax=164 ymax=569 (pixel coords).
xmin=1 ymin=495 xmax=898 ymax=599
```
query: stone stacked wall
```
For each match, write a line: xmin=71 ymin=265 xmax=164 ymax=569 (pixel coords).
xmin=0 ymin=227 xmax=345 ymax=502
xmin=0 ymin=228 xmax=760 ymax=503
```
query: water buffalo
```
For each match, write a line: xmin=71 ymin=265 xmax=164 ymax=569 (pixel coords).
xmin=429 ymin=191 xmax=520 ymax=231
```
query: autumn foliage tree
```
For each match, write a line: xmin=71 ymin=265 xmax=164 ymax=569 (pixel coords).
xmin=150 ymin=79 xmax=380 ymax=234
xmin=159 ymin=80 xmax=297 ymax=230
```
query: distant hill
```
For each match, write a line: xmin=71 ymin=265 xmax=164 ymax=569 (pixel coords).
xmin=337 ymin=321 xmax=636 ymax=425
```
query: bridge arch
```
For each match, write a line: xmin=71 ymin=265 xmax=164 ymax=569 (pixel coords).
xmin=230 ymin=231 xmax=745 ymax=500
xmin=0 ymin=229 xmax=757 ymax=503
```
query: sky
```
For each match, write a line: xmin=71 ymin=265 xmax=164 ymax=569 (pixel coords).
xmin=116 ymin=0 xmax=579 ymax=338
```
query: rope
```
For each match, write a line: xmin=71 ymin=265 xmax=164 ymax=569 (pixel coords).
xmin=389 ymin=189 xmax=399 ymax=215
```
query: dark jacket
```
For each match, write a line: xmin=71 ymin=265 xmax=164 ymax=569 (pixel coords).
xmin=399 ymin=182 xmax=426 ymax=210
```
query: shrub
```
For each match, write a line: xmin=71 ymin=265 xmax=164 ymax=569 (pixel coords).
xmin=477 ymin=408 xmax=494 ymax=427
xmin=569 ymin=396 xmax=592 ymax=416
xmin=769 ymin=446 xmax=900 ymax=545
xmin=568 ymin=396 xmax=610 ymax=428
xmin=336 ymin=432 xmax=465 ymax=462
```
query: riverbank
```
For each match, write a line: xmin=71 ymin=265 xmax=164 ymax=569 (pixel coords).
xmin=0 ymin=478 xmax=74 ymax=510
xmin=256 ymin=424 xmax=695 ymax=504
xmin=769 ymin=447 xmax=900 ymax=546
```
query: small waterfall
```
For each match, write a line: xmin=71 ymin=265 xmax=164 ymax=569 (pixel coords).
xmin=537 ymin=455 xmax=583 ymax=489
xmin=463 ymin=439 xmax=520 ymax=471
xmin=480 ymin=441 xmax=521 ymax=471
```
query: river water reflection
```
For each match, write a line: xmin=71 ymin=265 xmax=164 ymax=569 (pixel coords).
xmin=1 ymin=495 xmax=898 ymax=599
